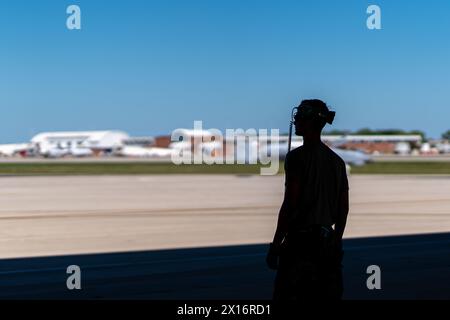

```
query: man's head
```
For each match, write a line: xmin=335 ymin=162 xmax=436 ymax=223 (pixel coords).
xmin=293 ymin=99 xmax=335 ymax=136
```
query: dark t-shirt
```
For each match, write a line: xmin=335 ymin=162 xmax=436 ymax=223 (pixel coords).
xmin=284 ymin=142 xmax=349 ymax=228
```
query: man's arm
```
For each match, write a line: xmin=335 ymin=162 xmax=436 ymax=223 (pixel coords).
xmin=266 ymin=176 xmax=299 ymax=270
xmin=266 ymin=154 xmax=300 ymax=270
xmin=272 ymin=199 xmax=289 ymax=249
xmin=271 ymin=175 xmax=300 ymax=249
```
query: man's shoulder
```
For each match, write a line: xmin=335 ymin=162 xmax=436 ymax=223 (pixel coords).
xmin=322 ymin=144 xmax=347 ymax=167
xmin=285 ymin=146 xmax=304 ymax=171
xmin=286 ymin=146 xmax=305 ymax=160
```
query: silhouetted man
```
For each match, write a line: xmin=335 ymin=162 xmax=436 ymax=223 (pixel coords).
xmin=267 ymin=99 xmax=349 ymax=300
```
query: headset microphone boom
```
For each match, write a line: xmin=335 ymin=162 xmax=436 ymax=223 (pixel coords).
xmin=288 ymin=106 xmax=298 ymax=153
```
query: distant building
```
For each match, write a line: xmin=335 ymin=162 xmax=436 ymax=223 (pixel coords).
xmin=154 ymin=135 xmax=172 ymax=148
xmin=31 ymin=131 xmax=130 ymax=156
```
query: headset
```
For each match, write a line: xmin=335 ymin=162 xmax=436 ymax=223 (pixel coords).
xmin=287 ymin=104 xmax=336 ymax=152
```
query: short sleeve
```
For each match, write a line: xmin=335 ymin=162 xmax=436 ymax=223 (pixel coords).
xmin=284 ymin=151 xmax=299 ymax=188
xmin=284 ymin=151 xmax=300 ymax=175
xmin=284 ymin=152 xmax=290 ymax=173
xmin=284 ymin=152 xmax=290 ymax=188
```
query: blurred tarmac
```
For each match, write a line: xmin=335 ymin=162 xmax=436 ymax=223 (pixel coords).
xmin=0 ymin=174 xmax=449 ymax=299
xmin=0 ymin=174 xmax=449 ymax=259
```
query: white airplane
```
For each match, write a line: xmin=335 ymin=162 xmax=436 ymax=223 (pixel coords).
xmin=35 ymin=141 xmax=94 ymax=158
xmin=42 ymin=148 xmax=70 ymax=158
xmin=0 ymin=143 xmax=31 ymax=157
xmin=436 ymin=142 xmax=450 ymax=154
xmin=276 ymin=141 xmax=371 ymax=166
xmin=117 ymin=146 xmax=173 ymax=158
xmin=330 ymin=147 xmax=372 ymax=166
xmin=70 ymin=147 xmax=94 ymax=157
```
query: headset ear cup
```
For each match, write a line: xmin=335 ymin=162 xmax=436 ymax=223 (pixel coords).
xmin=327 ymin=111 xmax=336 ymax=124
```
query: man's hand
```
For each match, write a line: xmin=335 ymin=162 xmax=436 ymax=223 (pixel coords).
xmin=266 ymin=242 xmax=281 ymax=270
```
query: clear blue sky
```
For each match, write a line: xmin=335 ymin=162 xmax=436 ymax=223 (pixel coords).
xmin=1 ymin=0 xmax=449 ymax=143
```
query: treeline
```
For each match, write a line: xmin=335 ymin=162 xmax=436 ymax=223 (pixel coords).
xmin=442 ymin=130 xmax=450 ymax=140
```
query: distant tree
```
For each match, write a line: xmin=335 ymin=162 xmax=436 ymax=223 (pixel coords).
xmin=354 ymin=128 xmax=375 ymax=135
xmin=352 ymin=128 xmax=426 ymax=139
xmin=442 ymin=130 xmax=450 ymax=140
xmin=375 ymin=129 xmax=405 ymax=135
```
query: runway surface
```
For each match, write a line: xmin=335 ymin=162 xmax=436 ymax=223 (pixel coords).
xmin=0 ymin=233 xmax=449 ymax=299
xmin=1 ymin=174 xmax=450 ymax=259
xmin=0 ymin=174 xmax=449 ymax=299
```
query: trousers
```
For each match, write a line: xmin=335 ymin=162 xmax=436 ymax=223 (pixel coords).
xmin=273 ymin=226 xmax=344 ymax=300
